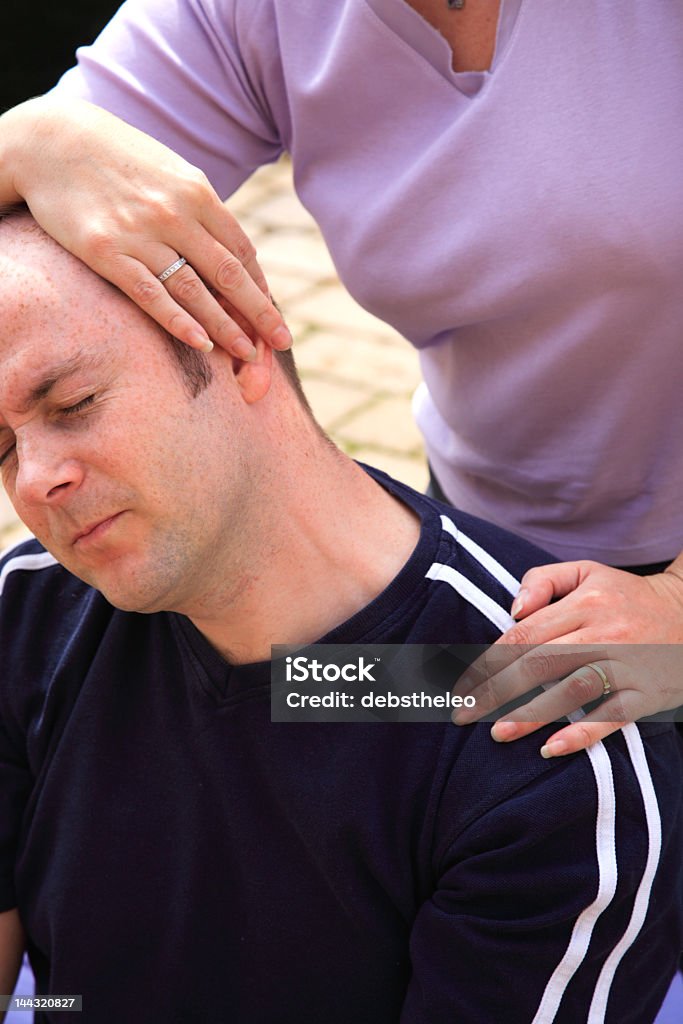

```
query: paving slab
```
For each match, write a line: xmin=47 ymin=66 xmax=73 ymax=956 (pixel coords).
xmin=301 ymin=379 xmax=375 ymax=433
xmin=246 ymin=191 xmax=320 ymax=232
xmin=294 ymin=329 xmax=422 ymax=394
xmin=255 ymin=230 xmax=338 ymax=281
xmin=259 ymin=270 xmax=320 ymax=305
xmin=337 ymin=396 xmax=425 ymax=455
xmin=287 ymin=284 xmax=404 ymax=341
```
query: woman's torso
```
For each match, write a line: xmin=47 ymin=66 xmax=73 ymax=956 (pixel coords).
xmin=56 ymin=0 xmax=683 ymax=563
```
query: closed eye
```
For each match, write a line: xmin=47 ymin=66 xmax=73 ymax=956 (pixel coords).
xmin=0 ymin=395 xmax=96 ymax=469
xmin=60 ymin=394 xmax=96 ymax=417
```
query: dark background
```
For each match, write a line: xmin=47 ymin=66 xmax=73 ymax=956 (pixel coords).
xmin=1 ymin=1 xmax=123 ymax=112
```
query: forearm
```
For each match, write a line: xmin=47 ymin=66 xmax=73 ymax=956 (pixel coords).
xmin=0 ymin=99 xmax=44 ymax=208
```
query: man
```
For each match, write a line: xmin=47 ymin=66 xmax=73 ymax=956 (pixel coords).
xmin=0 ymin=212 xmax=680 ymax=1023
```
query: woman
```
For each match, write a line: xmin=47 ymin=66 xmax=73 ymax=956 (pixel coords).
xmin=1 ymin=0 xmax=682 ymax=755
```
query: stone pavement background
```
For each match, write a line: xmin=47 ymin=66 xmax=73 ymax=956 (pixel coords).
xmin=0 ymin=158 xmax=427 ymax=551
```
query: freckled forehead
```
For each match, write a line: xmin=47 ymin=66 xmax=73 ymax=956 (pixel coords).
xmin=0 ymin=218 xmax=111 ymax=320
xmin=0 ymin=216 xmax=143 ymax=373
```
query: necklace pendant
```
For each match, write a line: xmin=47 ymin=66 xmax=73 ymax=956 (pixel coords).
xmin=447 ymin=0 xmax=465 ymax=9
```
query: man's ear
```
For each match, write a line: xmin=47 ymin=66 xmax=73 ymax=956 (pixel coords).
xmin=232 ymin=336 xmax=273 ymax=404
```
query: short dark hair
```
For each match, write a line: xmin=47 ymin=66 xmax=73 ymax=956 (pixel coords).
xmin=270 ymin=323 xmax=314 ymax=417
xmin=161 ymin=330 xmax=214 ymax=398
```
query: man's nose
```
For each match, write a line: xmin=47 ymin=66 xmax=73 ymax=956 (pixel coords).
xmin=13 ymin=434 xmax=84 ymax=508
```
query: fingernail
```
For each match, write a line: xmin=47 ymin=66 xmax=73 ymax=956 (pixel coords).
xmin=491 ymin=722 xmax=518 ymax=742
xmin=453 ymin=709 xmax=476 ymax=726
xmin=272 ymin=326 xmax=293 ymax=351
xmin=540 ymin=740 xmax=567 ymax=759
xmin=234 ymin=337 xmax=257 ymax=361
xmin=190 ymin=330 xmax=214 ymax=353
xmin=510 ymin=588 xmax=527 ymax=618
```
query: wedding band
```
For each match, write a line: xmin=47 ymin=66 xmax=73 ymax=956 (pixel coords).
xmin=157 ymin=257 xmax=187 ymax=283
xmin=585 ymin=662 xmax=611 ymax=697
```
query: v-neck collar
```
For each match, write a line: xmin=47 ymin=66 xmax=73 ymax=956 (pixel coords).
xmin=364 ymin=0 xmax=524 ymax=96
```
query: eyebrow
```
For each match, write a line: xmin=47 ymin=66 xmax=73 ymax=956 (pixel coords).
xmin=13 ymin=350 xmax=108 ymax=415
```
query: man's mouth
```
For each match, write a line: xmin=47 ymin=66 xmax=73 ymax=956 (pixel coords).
xmin=72 ymin=512 xmax=125 ymax=547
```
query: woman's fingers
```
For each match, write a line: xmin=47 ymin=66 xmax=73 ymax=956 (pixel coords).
xmin=145 ymin=176 xmax=291 ymax=350
xmin=453 ymin=586 xmax=595 ymax=715
xmin=101 ymin=237 xmax=285 ymax=360
xmin=171 ymin=226 xmax=291 ymax=351
xmin=538 ymin=716 xmax=630 ymax=758
xmin=489 ymin=714 xmax=630 ymax=756
xmin=152 ymin=251 xmax=256 ymax=358
xmin=106 ymin=253 xmax=213 ymax=352
xmin=201 ymin=201 xmax=271 ymax=298
xmin=453 ymin=640 xmax=609 ymax=723
xmin=95 ymin=235 xmax=289 ymax=358
xmin=510 ymin=561 xmax=589 ymax=619
xmin=488 ymin=694 xmax=633 ymax=757
xmin=483 ymin=670 xmax=636 ymax=748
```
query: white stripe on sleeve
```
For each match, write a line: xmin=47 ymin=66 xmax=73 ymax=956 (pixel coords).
xmin=587 ymin=724 xmax=663 ymax=1022
xmin=425 ymin=562 xmax=514 ymax=633
xmin=0 ymin=551 xmax=59 ymax=597
xmin=531 ymin=741 xmax=618 ymax=1024
xmin=439 ymin=514 xmax=521 ymax=597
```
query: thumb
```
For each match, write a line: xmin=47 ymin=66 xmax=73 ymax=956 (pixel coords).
xmin=510 ymin=561 xmax=586 ymax=619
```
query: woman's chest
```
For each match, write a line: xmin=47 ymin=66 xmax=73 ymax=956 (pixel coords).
xmin=403 ymin=0 xmax=502 ymax=70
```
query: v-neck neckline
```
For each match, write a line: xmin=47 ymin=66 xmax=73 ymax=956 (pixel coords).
xmin=364 ymin=0 xmax=524 ymax=96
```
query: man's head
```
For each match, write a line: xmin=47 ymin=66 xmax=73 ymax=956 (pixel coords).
xmin=0 ymin=212 xmax=321 ymax=614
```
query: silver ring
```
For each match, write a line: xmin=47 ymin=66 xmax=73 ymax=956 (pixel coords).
xmin=157 ymin=257 xmax=187 ymax=283
xmin=585 ymin=662 xmax=611 ymax=697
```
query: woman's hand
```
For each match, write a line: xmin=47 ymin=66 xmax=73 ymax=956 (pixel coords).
xmin=0 ymin=97 xmax=292 ymax=358
xmin=453 ymin=559 xmax=683 ymax=755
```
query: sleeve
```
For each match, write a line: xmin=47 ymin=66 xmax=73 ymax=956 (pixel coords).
xmin=51 ymin=0 xmax=286 ymax=196
xmin=400 ymin=725 xmax=683 ymax=1024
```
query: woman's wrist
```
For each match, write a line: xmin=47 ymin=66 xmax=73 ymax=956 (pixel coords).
xmin=0 ymin=97 xmax=51 ymax=205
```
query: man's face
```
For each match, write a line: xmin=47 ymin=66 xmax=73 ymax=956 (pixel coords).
xmin=0 ymin=220 xmax=253 ymax=613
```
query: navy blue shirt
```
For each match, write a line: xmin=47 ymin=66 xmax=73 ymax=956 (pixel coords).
xmin=0 ymin=468 xmax=681 ymax=1023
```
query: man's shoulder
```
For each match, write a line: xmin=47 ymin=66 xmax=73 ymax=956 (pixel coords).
xmin=361 ymin=465 xmax=557 ymax=644
xmin=0 ymin=539 xmax=112 ymax=697
xmin=0 ymin=537 xmax=89 ymax=612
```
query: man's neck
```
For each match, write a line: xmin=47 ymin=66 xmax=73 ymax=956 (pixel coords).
xmin=185 ymin=433 xmax=421 ymax=665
